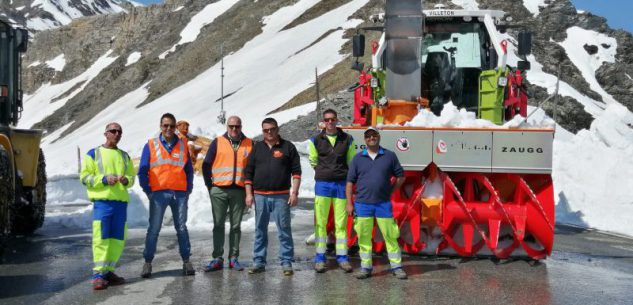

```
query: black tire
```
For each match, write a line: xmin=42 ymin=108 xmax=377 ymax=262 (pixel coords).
xmin=10 ymin=149 xmax=46 ymax=235
xmin=0 ymin=145 xmax=14 ymax=237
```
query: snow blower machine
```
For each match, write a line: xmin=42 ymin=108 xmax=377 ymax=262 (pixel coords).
xmin=334 ymin=0 xmax=555 ymax=259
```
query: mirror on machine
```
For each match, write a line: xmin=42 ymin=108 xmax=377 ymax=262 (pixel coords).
xmin=518 ymin=32 xmax=532 ymax=56
xmin=352 ymin=34 xmax=365 ymax=57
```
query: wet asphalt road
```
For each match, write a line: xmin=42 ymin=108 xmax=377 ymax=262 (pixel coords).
xmin=2 ymin=203 xmax=633 ymax=305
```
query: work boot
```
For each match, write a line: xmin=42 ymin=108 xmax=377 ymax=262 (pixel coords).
xmin=392 ymin=268 xmax=408 ymax=280
xmin=229 ymin=258 xmax=244 ymax=271
xmin=248 ymin=265 xmax=266 ymax=274
xmin=338 ymin=261 xmax=353 ymax=273
xmin=183 ymin=261 xmax=196 ymax=276
xmin=105 ymin=272 xmax=125 ymax=286
xmin=282 ymin=264 xmax=294 ymax=276
xmin=204 ymin=258 xmax=224 ymax=272
xmin=92 ymin=278 xmax=108 ymax=290
xmin=355 ymin=268 xmax=372 ymax=279
xmin=141 ymin=262 xmax=152 ymax=278
xmin=314 ymin=262 xmax=326 ymax=273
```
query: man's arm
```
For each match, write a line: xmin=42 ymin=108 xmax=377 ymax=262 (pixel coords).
xmin=391 ymin=152 xmax=405 ymax=194
xmin=201 ymin=139 xmax=217 ymax=190
xmin=120 ymin=152 xmax=136 ymax=188
xmin=80 ymin=149 xmax=105 ymax=189
xmin=345 ymin=156 xmax=358 ymax=215
xmin=307 ymin=138 xmax=318 ymax=168
xmin=184 ymin=155 xmax=193 ymax=194
xmin=137 ymin=144 xmax=152 ymax=195
xmin=244 ymin=143 xmax=257 ymax=207
xmin=288 ymin=143 xmax=302 ymax=207
xmin=346 ymin=137 xmax=356 ymax=165
xmin=345 ymin=182 xmax=355 ymax=215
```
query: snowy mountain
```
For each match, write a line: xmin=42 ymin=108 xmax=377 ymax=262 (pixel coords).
xmin=13 ymin=0 xmax=633 ymax=236
xmin=0 ymin=0 xmax=141 ymax=32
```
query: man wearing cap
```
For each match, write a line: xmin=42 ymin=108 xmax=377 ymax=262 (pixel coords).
xmin=80 ymin=122 xmax=136 ymax=290
xmin=176 ymin=120 xmax=200 ymax=161
xmin=346 ymin=127 xmax=408 ymax=279
xmin=308 ymin=109 xmax=355 ymax=273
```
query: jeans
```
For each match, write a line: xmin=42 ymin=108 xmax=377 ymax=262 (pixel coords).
xmin=143 ymin=190 xmax=191 ymax=262
xmin=253 ymin=194 xmax=294 ymax=266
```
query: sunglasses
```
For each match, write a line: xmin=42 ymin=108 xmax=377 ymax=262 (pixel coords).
xmin=228 ymin=125 xmax=242 ymax=129
xmin=107 ymin=129 xmax=123 ymax=135
xmin=262 ymin=127 xmax=278 ymax=134
xmin=323 ymin=117 xmax=337 ymax=122
xmin=162 ymin=124 xmax=176 ymax=129
xmin=364 ymin=133 xmax=379 ymax=139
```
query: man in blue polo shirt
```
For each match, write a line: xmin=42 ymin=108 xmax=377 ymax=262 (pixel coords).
xmin=346 ymin=127 xmax=407 ymax=279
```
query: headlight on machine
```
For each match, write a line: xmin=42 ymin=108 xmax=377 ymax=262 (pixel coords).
xmin=498 ymin=76 xmax=508 ymax=87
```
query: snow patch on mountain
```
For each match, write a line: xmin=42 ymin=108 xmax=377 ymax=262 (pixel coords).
xmin=126 ymin=51 xmax=141 ymax=66
xmin=523 ymin=0 xmax=549 ymax=16
xmin=451 ymin=0 xmax=479 ymax=10
xmin=20 ymin=49 xmax=119 ymax=129
xmin=45 ymin=54 xmax=66 ymax=71
xmin=159 ymin=0 xmax=240 ymax=59
xmin=558 ymin=27 xmax=618 ymax=105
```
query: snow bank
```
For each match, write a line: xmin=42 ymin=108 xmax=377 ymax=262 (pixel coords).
xmin=45 ymin=143 xmax=317 ymax=232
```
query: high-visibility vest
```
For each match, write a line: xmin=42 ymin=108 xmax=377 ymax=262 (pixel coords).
xmin=148 ymin=137 xmax=189 ymax=192
xmin=211 ymin=136 xmax=252 ymax=187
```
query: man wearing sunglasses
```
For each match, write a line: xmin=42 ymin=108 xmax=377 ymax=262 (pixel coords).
xmin=80 ymin=122 xmax=136 ymax=290
xmin=244 ymin=117 xmax=302 ymax=276
xmin=138 ymin=113 xmax=195 ymax=278
xmin=308 ymin=109 xmax=355 ymax=273
xmin=202 ymin=116 xmax=252 ymax=272
xmin=346 ymin=127 xmax=408 ymax=280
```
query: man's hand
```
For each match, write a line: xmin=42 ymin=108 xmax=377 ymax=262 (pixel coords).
xmin=288 ymin=193 xmax=298 ymax=207
xmin=118 ymin=176 xmax=129 ymax=186
xmin=346 ymin=202 xmax=354 ymax=216
xmin=106 ymin=175 xmax=119 ymax=185
xmin=245 ymin=194 xmax=254 ymax=208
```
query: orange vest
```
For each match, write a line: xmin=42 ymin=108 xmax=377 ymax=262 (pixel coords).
xmin=148 ymin=137 xmax=189 ymax=192
xmin=211 ymin=136 xmax=253 ymax=187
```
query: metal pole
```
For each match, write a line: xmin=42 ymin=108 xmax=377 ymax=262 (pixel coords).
xmin=315 ymin=67 xmax=321 ymax=130
xmin=218 ymin=43 xmax=226 ymax=125
xmin=553 ymin=63 xmax=561 ymax=123
xmin=77 ymin=146 xmax=81 ymax=174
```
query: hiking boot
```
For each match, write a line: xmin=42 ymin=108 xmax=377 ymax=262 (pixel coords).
xmin=392 ymin=268 xmax=408 ymax=280
xmin=105 ymin=272 xmax=125 ymax=286
xmin=92 ymin=278 xmax=108 ymax=290
xmin=204 ymin=258 xmax=224 ymax=272
xmin=141 ymin=262 xmax=152 ymax=278
xmin=183 ymin=261 xmax=196 ymax=276
xmin=338 ymin=261 xmax=353 ymax=273
xmin=355 ymin=268 xmax=372 ymax=279
xmin=314 ymin=262 xmax=326 ymax=273
xmin=229 ymin=258 xmax=244 ymax=271
xmin=248 ymin=265 xmax=266 ymax=274
xmin=282 ymin=264 xmax=294 ymax=276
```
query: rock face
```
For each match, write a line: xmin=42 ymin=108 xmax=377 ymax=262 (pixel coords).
xmin=0 ymin=0 xmax=134 ymax=32
xmin=12 ymin=0 xmax=633 ymax=139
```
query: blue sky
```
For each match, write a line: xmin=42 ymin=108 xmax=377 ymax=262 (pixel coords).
xmin=132 ymin=0 xmax=632 ymax=33
xmin=571 ymin=0 xmax=633 ymax=32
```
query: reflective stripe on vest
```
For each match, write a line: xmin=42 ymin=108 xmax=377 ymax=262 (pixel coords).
xmin=210 ymin=136 xmax=252 ymax=187
xmin=95 ymin=146 xmax=128 ymax=176
xmin=148 ymin=137 xmax=188 ymax=192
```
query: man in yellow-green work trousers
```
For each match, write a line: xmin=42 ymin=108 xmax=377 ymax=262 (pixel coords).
xmin=80 ymin=122 xmax=136 ymax=290
xmin=346 ymin=127 xmax=408 ymax=280
xmin=308 ymin=109 xmax=355 ymax=273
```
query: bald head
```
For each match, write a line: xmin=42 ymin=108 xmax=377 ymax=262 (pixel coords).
xmin=226 ymin=116 xmax=242 ymax=139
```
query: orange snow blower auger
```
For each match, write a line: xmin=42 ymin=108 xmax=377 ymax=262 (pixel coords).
xmin=324 ymin=0 xmax=556 ymax=260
